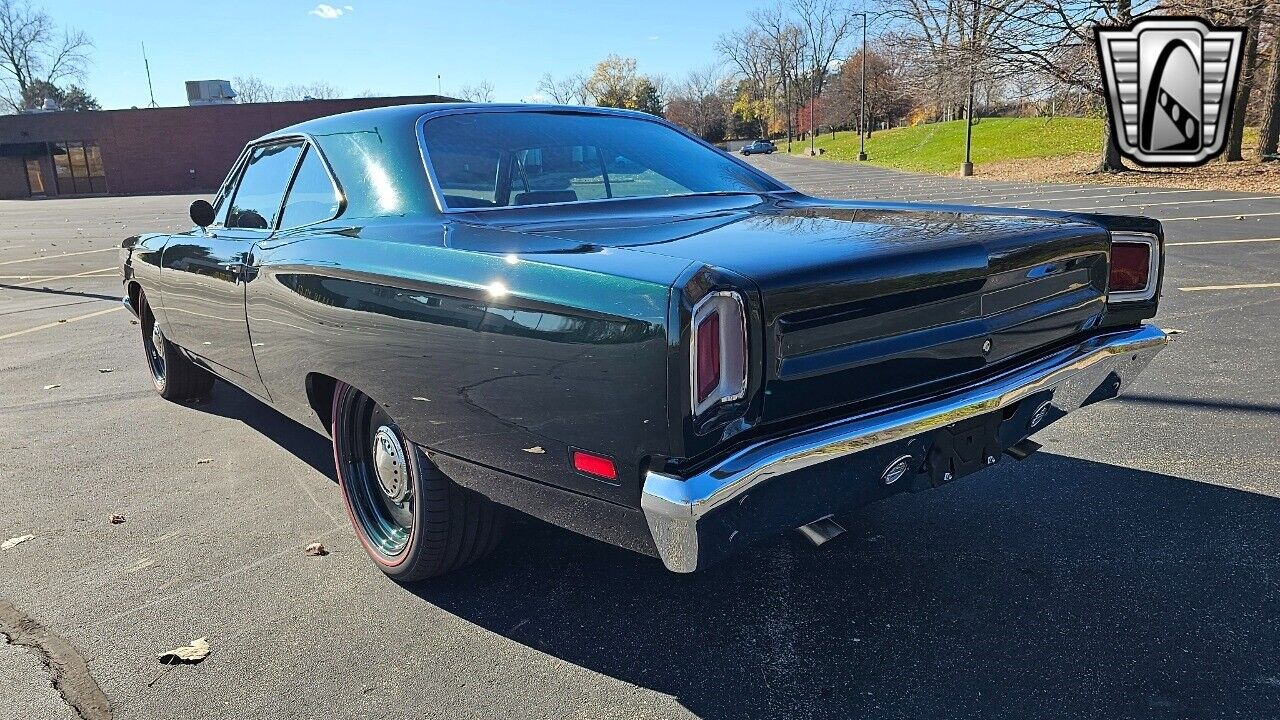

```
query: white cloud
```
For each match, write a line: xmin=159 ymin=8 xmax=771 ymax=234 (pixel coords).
xmin=648 ymin=35 xmax=660 ymax=41
xmin=309 ymin=3 xmax=346 ymax=19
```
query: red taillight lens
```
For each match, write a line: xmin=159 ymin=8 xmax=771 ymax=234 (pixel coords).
xmin=572 ymin=450 xmax=616 ymax=480
xmin=695 ymin=311 xmax=721 ymax=402
xmin=1110 ymin=242 xmax=1152 ymax=293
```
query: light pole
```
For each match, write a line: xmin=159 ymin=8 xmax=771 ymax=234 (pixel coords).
xmin=857 ymin=11 xmax=868 ymax=161
xmin=961 ymin=0 xmax=979 ymax=176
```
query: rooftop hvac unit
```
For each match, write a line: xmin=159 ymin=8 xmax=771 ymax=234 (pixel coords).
xmin=186 ymin=80 xmax=237 ymax=106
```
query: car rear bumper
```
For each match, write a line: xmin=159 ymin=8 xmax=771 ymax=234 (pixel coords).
xmin=641 ymin=324 xmax=1169 ymax=572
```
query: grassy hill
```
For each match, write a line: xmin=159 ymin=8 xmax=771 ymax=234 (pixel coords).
xmin=795 ymin=117 xmax=1104 ymax=173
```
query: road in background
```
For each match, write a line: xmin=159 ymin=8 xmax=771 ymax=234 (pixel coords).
xmin=0 ymin=157 xmax=1277 ymax=719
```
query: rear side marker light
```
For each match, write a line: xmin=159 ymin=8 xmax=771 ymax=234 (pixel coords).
xmin=572 ymin=450 xmax=617 ymax=480
xmin=1108 ymin=233 xmax=1160 ymax=302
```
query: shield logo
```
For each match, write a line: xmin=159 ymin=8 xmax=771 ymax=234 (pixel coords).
xmin=1097 ymin=18 xmax=1247 ymax=166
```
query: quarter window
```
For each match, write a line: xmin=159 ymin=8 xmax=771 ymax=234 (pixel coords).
xmin=226 ymin=141 xmax=303 ymax=229
xmin=280 ymin=146 xmax=341 ymax=227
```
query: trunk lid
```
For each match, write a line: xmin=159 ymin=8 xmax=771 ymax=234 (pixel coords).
xmin=480 ymin=195 xmax=1110 ymax=422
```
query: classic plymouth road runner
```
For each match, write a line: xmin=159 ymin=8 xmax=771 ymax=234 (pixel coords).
xmin=120 ymin=104 xmax=1168 ymax=578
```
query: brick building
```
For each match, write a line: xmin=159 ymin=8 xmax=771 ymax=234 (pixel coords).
xmin=0 ymin=95 xmax=453 ymax=199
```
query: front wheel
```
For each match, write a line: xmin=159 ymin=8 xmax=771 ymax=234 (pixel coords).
xmin=331 ymin=382 xmax=506 ymax=581
xmin=138 ymin=291 xmax=213 ymax=401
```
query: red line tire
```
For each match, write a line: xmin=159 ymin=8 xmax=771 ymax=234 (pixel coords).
xmin=331 ymin=381 xmax=506 ymax=581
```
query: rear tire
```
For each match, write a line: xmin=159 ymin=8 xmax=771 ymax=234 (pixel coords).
xmin=138 ymin=291 xmax=213 ymax=401
xmin=331 ymin=382 xmax=506 ymax=581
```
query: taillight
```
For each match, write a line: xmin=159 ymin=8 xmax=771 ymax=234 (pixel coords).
xmin=690 ymin=291 xmax=747 ymax=415
xmin=1108 ymin=233 xmax=1159 ymax=302
xmin=695 ymin=312 xmax=721 ymax=402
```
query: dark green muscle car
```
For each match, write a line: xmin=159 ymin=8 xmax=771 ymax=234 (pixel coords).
xmin=120 ymin=104 xmax=1168 ymax=578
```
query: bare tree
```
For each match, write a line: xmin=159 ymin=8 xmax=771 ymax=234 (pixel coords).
xmin=280 ymin=80 xmax=340 ymax=101
xmin=1224 ymin=0 xmax=1266 ymax=160
xmin=752 ymin=6 xmax=809 ymax=146
xmin=456 ymin=80 xmax=495 ymax=102
xmin=1257 ymin=16 xmax=1280 ymax=160
xmin=537 ymin=72 xmax=589 ymax=104
xmin=0 ymin=0 xmax=91 ymax=112
xmin=666 ymin=65 xmax=732 ymax=139
xmin=789 ymin=0 xmax=862 ymax=99
xmin=233 ymin=74 xmax=277 ymax=104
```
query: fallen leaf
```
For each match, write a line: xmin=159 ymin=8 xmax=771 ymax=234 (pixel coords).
xmin=522 ymin=446 xmax=546 ymax=454
xmin=1 ymin=535 xmax=34 ymax=550
xmin=57 ymin=319 xmax=67 ymax=323
xmin=1165 ymin=328 xmax=1186 ymax=336
xmin=98 ymin=368 xmax=114 ymax=373
xmin=196 ymin=458 xmax=212 ymax=465
xmin=110 ymin=514 xmax=126 ymax=524
xmin=158 ymin=637 xmax=210 ymax=665
xmin=42 ymin=384 xmax=60 ymax=390
xmin=304 ymin=542 xmax=328 ymax=556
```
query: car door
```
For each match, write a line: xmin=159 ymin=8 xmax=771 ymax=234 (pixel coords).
xmin=160 ymin=139 xmax=304 ymax=398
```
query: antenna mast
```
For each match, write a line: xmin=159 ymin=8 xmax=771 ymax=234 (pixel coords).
xmin=142 ymin=42 xmax=159 ymax=108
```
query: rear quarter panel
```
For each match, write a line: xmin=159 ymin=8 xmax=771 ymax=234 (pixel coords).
xmin=246 ymin=219 xmax=689 ymax=506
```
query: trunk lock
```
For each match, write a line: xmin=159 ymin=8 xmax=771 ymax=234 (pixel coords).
xmin=981 ymin=338 xmax=993 ymax=355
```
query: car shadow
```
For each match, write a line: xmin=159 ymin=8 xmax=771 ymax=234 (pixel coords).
xmin=192 ymin=380 xmax=338 ymax=483
xmin=187 ymin=382 xmax=1280 ymax=718
xmin=404 ymin=453 xmax=1280 ymax=720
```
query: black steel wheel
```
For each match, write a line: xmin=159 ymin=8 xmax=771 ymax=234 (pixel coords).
xmin=138 ymin=291 xmax=213 ymax=401
xmin=331 ymin=382 xmax=506 ymax=581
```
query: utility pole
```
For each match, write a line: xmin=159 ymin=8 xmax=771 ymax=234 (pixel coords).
xmin=961 ymin=0 xmax=978 ymax=176
xmin=857 ymin=11 xmax=868 ymax=161
xmin=437 ymin=74 xmax=442 ymax=95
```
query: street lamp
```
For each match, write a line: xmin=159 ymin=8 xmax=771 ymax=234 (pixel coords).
xmin=961 ymin=0 xmax=979 ymax=176
xmin=810 ymin=11 xmax=869 ymax=159
xmin=856 ymin=11 xmax=868 ymax=162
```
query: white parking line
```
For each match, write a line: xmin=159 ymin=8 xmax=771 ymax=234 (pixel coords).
xmin=0 ymin=247 xmax=116 ymax=266
xmin=1163 ymin=211 xmax=1280 ymax=221
xmin=0 ymin=305 xmax=124 ymax=341
xmin=1067 ymin=195 xmax=1280 ymax=211
xmin=1167 ymin=237 xmax=1280 ymax=246
xmin=1178 ymin=282 xmax=1280 ymax=292
xmin=15 ymin=267 xmax=117 ymax=286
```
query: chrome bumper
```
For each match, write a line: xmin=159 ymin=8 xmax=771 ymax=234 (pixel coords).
xmin=642 ymin=324 xmax=1169 ymax=572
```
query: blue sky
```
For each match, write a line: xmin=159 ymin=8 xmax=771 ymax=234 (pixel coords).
xmin=40 ymin=1 xmax=775 ymax=109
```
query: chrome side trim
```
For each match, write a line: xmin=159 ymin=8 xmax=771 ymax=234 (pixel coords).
xmin=642 ymin=324 xmax=1169 ymax=572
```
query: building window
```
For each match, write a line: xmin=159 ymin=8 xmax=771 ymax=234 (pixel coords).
xmin=49 ymin=141 xmax=107 ymax=194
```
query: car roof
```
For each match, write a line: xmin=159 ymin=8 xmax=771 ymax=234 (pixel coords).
xmin=261 ymin=102 xmax=666 ymax=144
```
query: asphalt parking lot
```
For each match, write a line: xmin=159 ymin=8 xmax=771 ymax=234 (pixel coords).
xmin=1 ymin=156 xmax=1277 ymax=720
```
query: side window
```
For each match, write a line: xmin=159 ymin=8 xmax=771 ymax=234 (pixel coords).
xmin=280 ymin=146 xmax=341 ymax=228
xmin=226 ymin=141 xmax=303 ymax=229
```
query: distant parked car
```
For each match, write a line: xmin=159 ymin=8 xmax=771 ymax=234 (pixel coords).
xmin=120 ymin=104 xmax=1167 ymax=579
xmin=740 ymin=139 xmax=777 ymax=155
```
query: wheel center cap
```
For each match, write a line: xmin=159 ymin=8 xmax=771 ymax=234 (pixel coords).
xmin=372 ymin=426 xmax=408 ymax=503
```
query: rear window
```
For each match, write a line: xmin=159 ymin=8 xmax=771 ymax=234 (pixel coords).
xmin=422 ymin=111 xmax=780 ymax=210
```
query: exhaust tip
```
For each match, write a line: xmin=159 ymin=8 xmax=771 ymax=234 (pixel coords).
xmin=796 ymin=515 xmax=846 ymax=547
xmin=1005 ymin=438 xmax=1043 ymax=461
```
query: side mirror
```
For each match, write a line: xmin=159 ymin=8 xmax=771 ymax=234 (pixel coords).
xmin=190 ymin=199 xmax=215 ymax=228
